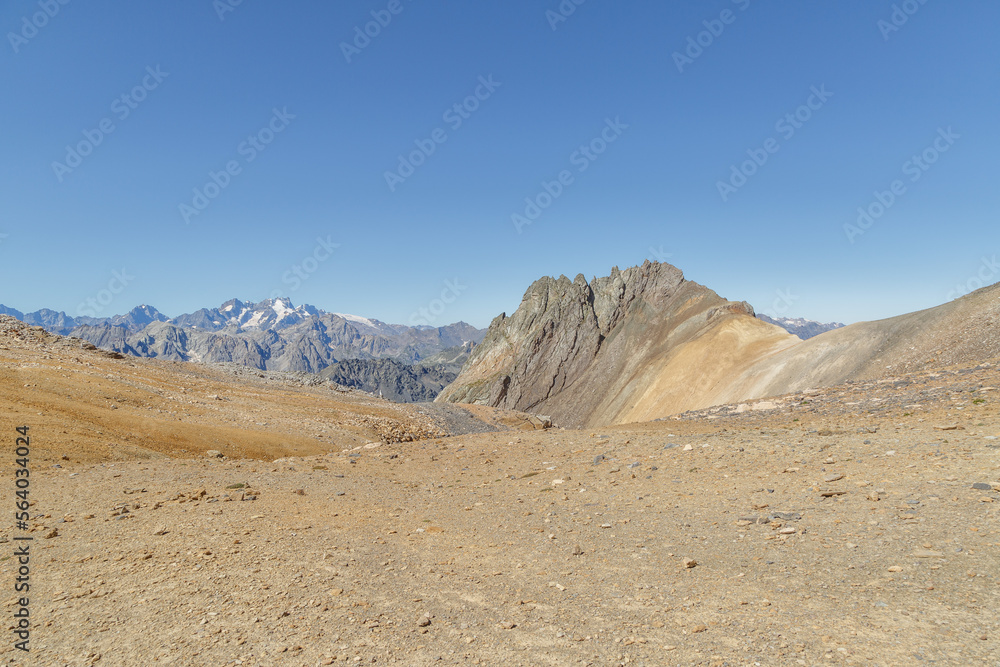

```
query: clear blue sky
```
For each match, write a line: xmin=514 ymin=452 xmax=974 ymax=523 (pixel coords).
xmin=2 ymin=0 xmax=998 ymax=328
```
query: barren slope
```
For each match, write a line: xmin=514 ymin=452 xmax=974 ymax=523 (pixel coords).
xmin=0 ymin=316 xmax=538 ymax=466
xmin=4 ymin=357 xmax=998 ymax=666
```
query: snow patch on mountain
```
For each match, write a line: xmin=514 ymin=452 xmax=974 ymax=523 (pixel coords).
xmin=333 ymin=313 xmax=376 ymax=328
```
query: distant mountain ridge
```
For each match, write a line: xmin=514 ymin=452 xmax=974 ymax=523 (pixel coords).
xmin=0 ymin=299 xmax=486 ymax=379
xmin=756 ymin=314 xmax=845 ymax=340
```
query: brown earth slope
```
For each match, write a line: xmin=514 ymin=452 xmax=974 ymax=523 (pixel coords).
xmin=3 ymin=353 xmax=998 ymax=665
xmin=0 ymin=316 xmax=541 ymax=466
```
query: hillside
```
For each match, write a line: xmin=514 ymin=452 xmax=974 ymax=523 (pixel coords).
xmin=436 ymin=261 xmax=799 ymax=426
xmin=0 ymin=316 xmax=533 ymax=465
xmin=439 ymin=262 xmax=1000 ymax=427
xmin=5 ymin=337 xmax=998 ymax=665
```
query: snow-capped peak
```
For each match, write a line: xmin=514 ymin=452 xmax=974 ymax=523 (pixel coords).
xmin=272 ymin=298 xmax=294 ymax=321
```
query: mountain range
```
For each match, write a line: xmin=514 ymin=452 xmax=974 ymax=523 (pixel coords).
xmin=0 ymin=299 xmax=485 ymax=394
xmin=0 ymin=286 xmax=861 ymax=407
xmin=756 ymin=314 xmax=844 ymax=339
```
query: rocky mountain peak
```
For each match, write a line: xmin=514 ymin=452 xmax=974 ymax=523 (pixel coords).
xmin=436 ymin=261 xmax=737 ymax=426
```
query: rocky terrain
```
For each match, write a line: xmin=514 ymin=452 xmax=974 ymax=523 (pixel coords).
xmin=1 ymin=314 xmax=998 ymax=665
xmin=0 ymin=316 xmax=533 ymax=465
xmin=436 ymin=261 xmax=798 ymax=426
xmin=318 ymin=343 xmax=477 ymax=403
xmin=439 ymin=262 xmax=1000 ymax=428
xmin=319 ymin=359 xmax=457 ymax=403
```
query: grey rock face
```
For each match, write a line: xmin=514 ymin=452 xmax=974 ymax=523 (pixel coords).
xmin=437 ymin=260 xmax=699 ymax=423
xmin=320 ymin=358 xmax=458 ymax=403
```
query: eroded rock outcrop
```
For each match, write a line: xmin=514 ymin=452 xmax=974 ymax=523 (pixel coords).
xmin=437 ymin=261 xmax=796 ymax=427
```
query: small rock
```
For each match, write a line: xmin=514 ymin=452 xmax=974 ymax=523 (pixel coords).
xmin=934 ymin=424 xmax=961 ymax=431
xmin=417 ymin=616 xmax=431 ymax=627
xmin=329 ymin=589 xmax=344 ymax=597
xmin=572 ymin=545 xmax=584 ymax=556
xmin=691 ymin=625 xmax=707 ymax=633
xmin=593 ymin=455 xmax=605 ymax=465
xmin=683 ymin=558 xmax=697 ymax=569
xmin=972 ymin=482 xmax=993 ymax=491
xmin=823 ymin=473 xmax=845 ymax=482
xmin=683 ymin=444 xmax=693 ymax=451
xmin=153 ymin=525 xmax=168 ymax=536
xmin=778 ymin=527 xmax=796 ymax=535
xmin=913 ymin=549 xmax=943 ymax=558
xmin=43 ymin=528 xmax=58 ymax=539
xmin=888 ymin=566 xmax=903 ymax=572
xmin=499 ymin=621 xmax=516 ymax=630
xmin=205 ymin=450 xmax=223 ymax=458
xmin=293 ymin=489 xmax=305 ymax=496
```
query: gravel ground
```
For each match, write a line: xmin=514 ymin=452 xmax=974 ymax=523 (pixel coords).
xmin=2 ymin=318 xmax=998 ymax=665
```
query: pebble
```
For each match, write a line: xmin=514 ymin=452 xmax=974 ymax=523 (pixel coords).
xmin=683 ymin=558 xmax=697 ymax=568
xmin=971 ymin=482 xmax=992 ymax=491
xmin=913 ymin=549 xmax=943 ymax=558
xmin=823 ymin=473 xmax=845 ymax=482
